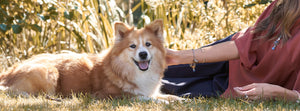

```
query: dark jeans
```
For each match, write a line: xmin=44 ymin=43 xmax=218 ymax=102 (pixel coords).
xmin=161 ymin=34 xmax=234 ymax=98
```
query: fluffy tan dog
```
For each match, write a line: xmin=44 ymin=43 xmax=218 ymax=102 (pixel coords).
xmin=0 ymin=20 xmax=183 ymax=103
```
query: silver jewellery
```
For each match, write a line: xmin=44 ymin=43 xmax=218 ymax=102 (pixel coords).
xmin=190 ymin=48 xmax=205 ymax=72
xmin=200 ymin=48 xmax=206 ymax=63
xmin=272 ymin=35 xmax=282 ymax=50
xmin=293 ymin=90 xmax=300 ymax=103
xmin=190 ymin=49 xmax=199 ymax=72
xmin=245 ymin=94 xmax=249 ymax=99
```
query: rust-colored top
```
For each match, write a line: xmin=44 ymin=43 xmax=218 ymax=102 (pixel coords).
xmin=222 ymin=0 xmax=300 ymax=97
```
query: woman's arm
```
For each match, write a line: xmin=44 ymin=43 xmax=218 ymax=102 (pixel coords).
xmin=234 ymin=83 xmax=300 ymax=101
xmin=166 ymin=40 xmax=239 ymax=66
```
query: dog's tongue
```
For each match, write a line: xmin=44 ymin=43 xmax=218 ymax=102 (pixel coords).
xmin=138 ymin=61 xmax=149 ymax=70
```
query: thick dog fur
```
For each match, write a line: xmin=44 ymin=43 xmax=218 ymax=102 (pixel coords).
xmin=0 ymin=20 xmax=182 ymax=102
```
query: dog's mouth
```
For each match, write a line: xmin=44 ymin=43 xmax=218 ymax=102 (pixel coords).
xmin=133 ymin=59 xmax=151 ymax=71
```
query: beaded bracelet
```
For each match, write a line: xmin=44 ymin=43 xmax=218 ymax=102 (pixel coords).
xmin=190 ymin=49 xmax=198 ymax=72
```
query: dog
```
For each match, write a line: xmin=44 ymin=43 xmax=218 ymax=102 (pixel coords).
xmin=0 ymin=19 xmax=183 ymax=103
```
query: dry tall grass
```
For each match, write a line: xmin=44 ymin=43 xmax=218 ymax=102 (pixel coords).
xmin=0 ymin=0 xmax=270 ymax=71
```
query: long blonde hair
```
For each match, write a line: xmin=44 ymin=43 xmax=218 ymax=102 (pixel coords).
xmin=253 ymin=0 xmax=300 ymax=42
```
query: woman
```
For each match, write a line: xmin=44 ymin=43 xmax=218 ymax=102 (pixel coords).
xmin=162 ymin=0 xmax=300 ymax=102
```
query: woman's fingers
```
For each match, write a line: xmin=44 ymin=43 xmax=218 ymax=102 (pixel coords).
xmin=236 ymin=83 xmax=258 ymax=91
xmin=234 ymin=83 xmax=296 ymax=100
xmin=233 ymin=83 xmax=281 ymax=100
xmin=234 ymin=87 xmax=257 ymax=96
xmin=234 ymin=83 xmax=257 ymax=96
xmin=165 ymin=48 xmax=179 ymax=66
xmin=165 ymin=49 xmax=174 ymax=65
xmin=234 ymin=87 xmax=262 ymax=100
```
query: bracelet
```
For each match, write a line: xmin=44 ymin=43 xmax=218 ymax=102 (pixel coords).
xmin=293 ymin=90 xmax=300 ymax=103
xmin=199 ymin=47 xmax=206 ymax=63
xmin=190 ymin=49 xmax=198 ymax=72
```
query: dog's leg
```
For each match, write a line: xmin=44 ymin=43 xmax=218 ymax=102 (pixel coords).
xmin=134 ymin=95 xmax=169 ymax=104
xmin=45 ymin=95 xmax=62 ymax=102
xmin=154 ymin=93 xmax=186 ymax=103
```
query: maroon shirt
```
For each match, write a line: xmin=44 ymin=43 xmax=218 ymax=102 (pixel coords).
xmin=222 ymin=0 xmax=300 ymax=97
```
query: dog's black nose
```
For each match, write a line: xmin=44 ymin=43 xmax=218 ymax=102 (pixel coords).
xmin=139 ymin=52 xmax=148 ymax=60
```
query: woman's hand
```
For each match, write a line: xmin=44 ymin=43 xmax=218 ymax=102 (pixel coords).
xmin=165 ymin=48 xmax=180 ymax=66
xmin=234 ymin=83 xmax=298 ymax=101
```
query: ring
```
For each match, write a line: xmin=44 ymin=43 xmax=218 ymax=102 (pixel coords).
xmin=245 ymin=94 xmax=248 ymax=99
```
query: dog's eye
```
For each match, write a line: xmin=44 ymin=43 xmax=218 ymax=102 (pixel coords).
xmin=129 ymin=44 xmax=136 ymax=48
xmin=145 ymin=42 xmax=151 ymax=47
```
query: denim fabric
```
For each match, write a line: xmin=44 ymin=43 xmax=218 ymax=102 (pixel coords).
xmin=161 ymin=34 xmax=234 ymax=98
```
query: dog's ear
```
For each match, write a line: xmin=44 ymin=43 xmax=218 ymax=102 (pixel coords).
xmin=145 ymin=19 xmax=164 ymax=41
xmin=114 ymin=22 xmax=133 ymax=42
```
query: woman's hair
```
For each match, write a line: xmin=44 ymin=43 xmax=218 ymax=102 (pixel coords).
xmin=253 ymin=0 xmax=300 ymax=43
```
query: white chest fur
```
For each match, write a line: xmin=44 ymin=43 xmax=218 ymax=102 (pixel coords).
xmin=131 ymin=70 xmax=162 ymax=97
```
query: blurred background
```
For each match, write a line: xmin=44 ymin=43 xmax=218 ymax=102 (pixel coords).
xmin=0 ymin=0 xmax=272 ymax=70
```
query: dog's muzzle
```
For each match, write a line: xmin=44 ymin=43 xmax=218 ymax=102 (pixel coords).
xmin=133 ymin=51 xmax=151 ymax=71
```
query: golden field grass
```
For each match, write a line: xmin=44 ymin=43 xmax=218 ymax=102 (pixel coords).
xmin=0 ymin=0 xmax=267 ymax=70
xmin=0 ymin=0 xmax=299 ymax=110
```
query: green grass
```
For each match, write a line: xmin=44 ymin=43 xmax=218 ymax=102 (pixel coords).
xmin=0 ymin=92 xmax=299 ymax=110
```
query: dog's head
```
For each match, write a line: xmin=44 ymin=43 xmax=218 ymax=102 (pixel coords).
xmin=110 ymin=20 xmax=166 ymax=74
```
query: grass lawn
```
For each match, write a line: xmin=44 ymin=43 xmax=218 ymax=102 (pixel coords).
xmin=0 ymin=92 xmax=299 ymax=111
xmin=1 ymin=0 xmax=299 ymax=110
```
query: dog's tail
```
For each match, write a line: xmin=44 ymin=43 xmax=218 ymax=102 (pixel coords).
xmin=0 ymin=71 xmax=9 ymax=92
xmin=0 ymin=66 xmax=16 ymax=94
xmin=0 ymin=85 xmax=8 ymax=91
xmin=0 ymin=83 xmax=5 ymax=92
xmin=0 ymin=69 xmax=11 ymax=92
xmin=0 ymin=84 xmax=11 ymax=97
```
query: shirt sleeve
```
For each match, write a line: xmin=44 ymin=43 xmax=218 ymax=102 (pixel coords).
xmin=232 ymin=27 xmax=256 ymax=69
xmin=231 ymin=1 xmax=277 ymax=69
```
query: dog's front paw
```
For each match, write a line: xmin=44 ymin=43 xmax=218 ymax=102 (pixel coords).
xmin=134 ymin=96 xmax=170 ymax=104
xmin=155 ymin=94 xmax=187 ymax=103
